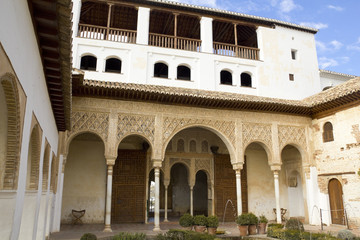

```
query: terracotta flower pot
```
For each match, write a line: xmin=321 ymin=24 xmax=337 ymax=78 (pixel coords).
xmin=249 ymin=224 xmax=257 ymax=235
xmin=207 ymin=227 xmax=217 ymax=235
xmin=195 ymin=225 xmax=206 ymax=233
xmin=258 ymin=222 xmax=267 ymax=234
xmin=238 ymin=225 xmax=248 ymax=236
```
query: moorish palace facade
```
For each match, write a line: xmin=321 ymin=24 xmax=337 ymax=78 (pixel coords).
xmin=0 ymin=0 xmax=360 ymax=239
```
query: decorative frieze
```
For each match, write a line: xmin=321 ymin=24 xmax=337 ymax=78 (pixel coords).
xmin=278 ymin=125 xmax=306 ymax=150
xmin=117 ymin=114 xmax=155 ymax=144
xmin=71 ymin=111 xmax=109 ymax=141
xmin=242 ymin=123 xmax=272 ymax=149
xmin=195 ymin=158 xmax=211 ymax=175
xmin=163 ymin=117 xmax=235 ymax=148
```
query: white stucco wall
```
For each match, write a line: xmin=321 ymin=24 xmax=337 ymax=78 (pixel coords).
xmin=62 ymin=136 xmax=106 ymax=224
xmin=72 ymin=4 xmax=321 ymax=100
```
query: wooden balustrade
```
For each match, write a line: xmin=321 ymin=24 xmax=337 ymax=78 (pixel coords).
xmin=78 ymin=24 xmax=137 ymax=43
xmin=77 ymin=24 xmax=259 ymax=60
xmin=149 ymin=33 xmax=201 ymax=52
xmin=213 ymin=42 xmax=259 ymax=60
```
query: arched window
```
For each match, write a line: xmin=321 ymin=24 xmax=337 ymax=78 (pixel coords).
xmin=177 ymin=139 xmax=185 ymax=152
xmin=177 ymin=65 xmax=191 ymax=80
xmin=105 ymin=58 xmax=121 ymax=73
xmin=80 ymin=55 xmax=97 ymax=71
xmin=241 ymin=73 xmax=252 ymax=87
xmin=189 ymin=140 xmax=197 ymax=152
xmin=154 ymin=62 xmax=168 ymax=78
xmin=220 ymin=70 xmax=232 ymax=85
xmin=323 ymin=122 xmax=334 ymax=142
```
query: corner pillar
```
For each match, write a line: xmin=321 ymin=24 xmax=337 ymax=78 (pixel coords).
xmin=104 ymin=157 xmax=116 ymax=232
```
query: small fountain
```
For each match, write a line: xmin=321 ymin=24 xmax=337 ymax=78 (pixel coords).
xmin=222 ymin=199 xmax=237 ymax=224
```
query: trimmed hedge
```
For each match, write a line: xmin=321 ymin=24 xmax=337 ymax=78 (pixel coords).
xmin=267 ymin=226 xmax=339 ymax=240
xmin=155 ymin=229 xmax=216 ymax=240
xmin=112 ymin=232 xmax=146 ymax=240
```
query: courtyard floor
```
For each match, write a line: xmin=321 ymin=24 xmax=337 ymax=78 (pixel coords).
xmin=50 ymin=221 xmax=360 ymax=240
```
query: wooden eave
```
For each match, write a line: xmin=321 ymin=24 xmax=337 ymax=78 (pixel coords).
xmin=27 ymin=0 xmax=72 ymax=131
xmin=72 ymin=75 xmax=360 ymax=118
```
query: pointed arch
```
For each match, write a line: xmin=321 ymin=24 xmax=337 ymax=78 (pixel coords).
xmin=27 ymin=124 xmax=42 ymax=190
xmin=42 ymin=142 xmax=51 ymax=191
xmin=0 ymin=73 xmax=21 ymax=190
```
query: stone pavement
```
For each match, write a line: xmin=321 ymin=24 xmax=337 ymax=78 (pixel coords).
xmin=50 ymin=222 xmax=360 ymax=240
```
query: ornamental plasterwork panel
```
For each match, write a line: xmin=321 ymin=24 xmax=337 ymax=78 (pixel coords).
xmin=169 ymin=158 xmax=191 ymax=169
xmin=70 ymin=111 xmax=109 ymax=141
xmin=242 ymin=123 xmax=272 ymax=148
xmin=117 ymin=114 xmax=155 ymax=144
xmin=163 ymin=117 xmax=235 ymax=148
xmin=195 ymin=158 xmax=211 ymax=175
xmin=278 ymin=125 xmax=306 ymax=150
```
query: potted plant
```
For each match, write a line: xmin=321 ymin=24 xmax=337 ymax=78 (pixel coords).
xmin=258 ymin=215 xmax=268 ymax=234
xmin=193 ymin=215 xmax=207 ymax=233
xmin=247 ymin=213 xmax=258 ymax=235
xmin=206 ymin=215 xmax=219 ymax=235
xmin=179 ymin=213 xmax=194 ymax=230
xmin=236 ymin=213 xmax=250 ymax=236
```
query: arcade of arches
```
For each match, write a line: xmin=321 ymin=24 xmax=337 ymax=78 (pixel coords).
xmin=60 ymin=97 xmax=313 ymax=231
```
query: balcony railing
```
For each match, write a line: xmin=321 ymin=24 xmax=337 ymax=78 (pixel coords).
xmin=213 ymin=42 xmax=259 ymax=60
xmin=149 ymin=33 xmax=201 ymax=52
xmin=78 ymin=24 xmax=137 ymax=43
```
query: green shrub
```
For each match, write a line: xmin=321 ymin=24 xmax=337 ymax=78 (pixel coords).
xmin=267 ymin=227 xmax=285 ymax=239
xmin=179 ymin=213 xmax=194 ymax=227
xmin=207 ymin=215 xmax=219 ymax=228
xmin=235 ymin=213 xmax=250 ymax=226
xmin=80 ymin=233 xmax=97 ymax=240
xmin=268 ymin=223 xmax=284 ymax=229
xmin=337 ymin=229 xmax=355 ymax=240
xmin=194 ymin=215 xmax=207 ymax=226
xmin=112 ymin=232 xmax=146 ymax=240
xmin=247 ymin=212 xmax=258 ymax=225
xmin=259 ymin=214 xmax=268 ymax=223
xmin=155 ymin=229 xmax=215 ymax=240
xmin=285 ymin=218 xmax=304 ymax=231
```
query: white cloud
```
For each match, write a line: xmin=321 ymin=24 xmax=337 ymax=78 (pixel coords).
xmin=330 ymin=40 xmax=343 ymax=50
xmin=319 ymin=57 xmax=338 ymax=69
xmin=346 ymin=37 xmax=360 ymax=52
xmin=327 ymin=5 xmax=344 ymax=11
xmin=316 ymin=40 xmax=344 ymax=52
xmin=279 ymin=0 xmax=297 ymax=13
xmin=299 ymin=22 xmax=328 ymax=30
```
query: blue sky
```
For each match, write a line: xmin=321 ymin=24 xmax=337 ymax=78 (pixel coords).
xmin=173 ymin=0 xmax=360 ymax=76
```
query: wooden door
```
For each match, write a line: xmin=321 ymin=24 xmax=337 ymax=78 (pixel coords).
xmin=111 ymin=150 xmax=146 ymax=223
xmin=214 ymin=154 xmax=237 ymax=221
xmin=328 ymin=179 xmax=344 ymax=225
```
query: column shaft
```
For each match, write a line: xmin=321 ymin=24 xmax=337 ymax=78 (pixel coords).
xmin=190 ymin=186 xmax=194 ymax=216
xmin=164 ymin=186 xmax=168 ymax=222
xmin=236 ymin=170 xmax=242 ymax=216
xmin=274 ymin=171 xmax=281 ymax=223
xmin=104 ymin=165 xmax=113 ymax=232
xmin=153 ymin=167 xmax=161 ymax=231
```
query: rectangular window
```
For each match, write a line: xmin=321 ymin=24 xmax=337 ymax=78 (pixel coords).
xmin=291 ymin=50 xmax=297 ymax=60
xmin=289 ymin=74 xmax=294 ymax=81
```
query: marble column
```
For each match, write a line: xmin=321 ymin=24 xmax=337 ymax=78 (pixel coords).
xmin=235 ymin=169 xmax=242 ymax=216
xmin=273 ymin=170 xmax=281 ymax=224
xmin=164 ymin=183 xmax=169 ymax=222
xmin=104 ymin=158 xmax=115 ymax=232
xmin=190 ymin=185 xmax=194 ymax=216
xmin=154 ymin=167 xmax=161 ymax=231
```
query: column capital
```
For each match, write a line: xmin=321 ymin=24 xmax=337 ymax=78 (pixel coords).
xmin=152 ymin=159 xmax=163 ymax=168
xmin=270 ymin=163 xmax=281 ymax=172
xmin=232 ymin=162 xmax=244 ymax=171
xmin=163 ymin=179 xmax=170 ymax=187
xmin=105 ymin=156 xmax=117 ymax=166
